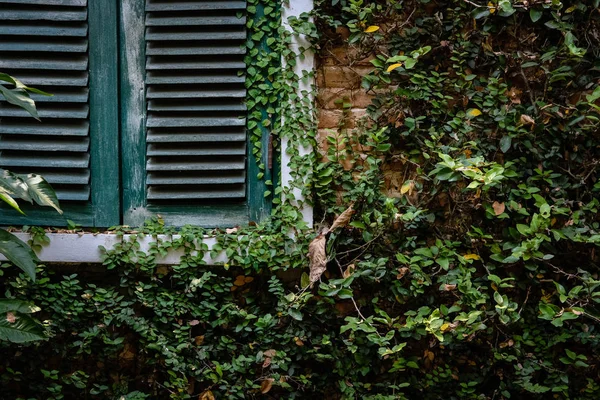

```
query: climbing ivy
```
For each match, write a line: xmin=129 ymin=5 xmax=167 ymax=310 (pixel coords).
xmin=2 ymin=0 xmax=600 ymax=399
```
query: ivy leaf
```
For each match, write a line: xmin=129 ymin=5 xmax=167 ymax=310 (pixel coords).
xmin=386 ymin=63 xmax=403 ymax=73
xmin=499 ymin=135 xmax=512 ymax=153
xmin=364 ymin=26 xmax=379 ymax=33
xmin=463 ymin=254 xmax=481 ymax=261
xmin=530 ymin=8 xmax=543 ymax=22
xmin=288 ymin=308 xmax=303 ymax=321
xmin=466 ymin=108 xmax=482 ymax=118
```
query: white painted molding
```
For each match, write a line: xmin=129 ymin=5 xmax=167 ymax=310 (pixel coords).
xmin=281 ymin=0 xmax=314 ymax=227
xmin=1 ymin=233 xmax=227 ymax=265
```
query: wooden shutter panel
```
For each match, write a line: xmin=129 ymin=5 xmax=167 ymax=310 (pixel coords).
xmin=0 ymin=0 xmax=90 ymax=201
xmin=144 ymin=0 xmax=248 ymax=202
xmin=0 ymin=0 xmax=119 ymax=226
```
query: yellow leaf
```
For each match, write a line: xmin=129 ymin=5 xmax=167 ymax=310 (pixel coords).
xmin=488 ymin=2 xmax=496 ymax=13
xmin=400 ymin=180 xmax=413 ymax=195
xmin=463 ymin=253 xmax=481 ymax=260
xmin=466 ymin=108 xmax=482 ymax=118
xmin=440 ymin=323 xmax=450 ymax=332
xmin=386 ymin=63 xmax=403 ymax=73
xmin=364 ymin=25 xmax=380 ymax=33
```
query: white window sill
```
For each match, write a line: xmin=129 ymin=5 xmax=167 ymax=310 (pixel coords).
xmin=2 ymin=233 xmax=227 ymax=265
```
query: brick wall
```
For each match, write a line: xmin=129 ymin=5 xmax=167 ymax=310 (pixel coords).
xmin=315 ymin=45 xmax=408 ymax=199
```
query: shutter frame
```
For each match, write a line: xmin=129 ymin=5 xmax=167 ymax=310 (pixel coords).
xmin=121 ymin=0 xmax=271 ymax=227
xmin=0 ymin=0 xmax=120 ymax=227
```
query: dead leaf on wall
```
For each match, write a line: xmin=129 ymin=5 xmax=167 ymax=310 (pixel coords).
xmin=309 ymin=234 xmax=327 ymax=284
xmin=492 ymin=201 xmax=505 ymax=215
xmin=199 ymin=390 xmax=215 ymax=400
xmin=261 ymin=378 xmax=274 ymax=394
xmin=328 ymin=204 xmax=355 ymax=233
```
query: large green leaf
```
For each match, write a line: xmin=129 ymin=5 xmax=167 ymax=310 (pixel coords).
xmin=20 ymin=174 xmax=62 ymax=214
xmin=0 ymin=168 xmax=31 ymax=200
xmin=0 ymin=299 xmax=40 ymax=314
xmin=0 ymin=229 xmax=39 ymax=281
xmin=0 ymin=186 xmax=24 ymax=214
xmin=0 ymin=72 xmax=51 ymax=121
xmin=0 ymin=311 xmax=46 ymax=342
xmin=0 ymin=83 xmax=39 ymax=120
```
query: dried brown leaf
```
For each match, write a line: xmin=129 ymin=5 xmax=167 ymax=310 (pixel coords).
xmin=442 ymin=284 xmax=457 ymax=291
xmin=194 ymin=335 xmax=205 ymax=346
xmin=329 ymin=204 xmax=355 ymax=232
xmin=261 ymin=378 xmax=274 ymax=394
xmin=6 ymin=312 xmax=15 ymax=323
xmin=199 ymin=390 xmax=215 ymax=400
xmin=343 ymin=264 xmax=355 ymax=278
xmin=520 ymin=114 xmax=535 ymax=126
xmin=309 ymin=234 xmax=327 ymax=284
xmin=492 ymin=201 xmax=505 ymax=216
xmin=263 ymin=349 xmax=277 ymax=358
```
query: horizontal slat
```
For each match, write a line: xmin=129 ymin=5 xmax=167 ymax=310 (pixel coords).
xmin=0 ymin=152 xmax=89 ymax=168
xmin=146 ymin=44 xmax=245 ymax=56
xmin=146 ymin=1 xmax=246 ymax=11
xmin=147 ymin=101 xmax=244 ymax=112
xmin=145 ymin=30 xmax=245 ymax=41
xmin=147 ymin=132 xmax=246 ymax=143
xmin=146 ymin=87 xmax=245 ymax=99
xmin=0 ymin=10 xmax=87 ymax=21
xmin=29 ymin=169 xmax=90 ymax=184
xmin=0 ymin=0 xmax=87 ymax=5
xmin=147 ymin=186 xmax=246 ymax=200
xmin=146 ymin=16 xmax=245 ymax=26
xmin=147 ymin=143 xmax=245 ymax=156
xmin=146 ymin=74 xmax=244 ymax=85
xmin=31 ymin=89 xmax=88 ymax=103
xmin=147 ymin=158 xmax=245 ymax=171
xmin=0 ymin=55 xmax=88 ymax=70
xmin=147 ymin=173 xmax=245 ymax=185
xmin=0 ymin=39 xmax=87 ymax=52
xmin=146 ymin=59 xmax=244 ymax=70
xmin=4 ymin=72 xmax=88 ymax=87
xmin=0 ymin=22 xmax=87 ymax=37
xmin=0 ymin=137 xmax=89 ymax=152
xmin=0 ymin=121 xmax=89 ymax=136
xmin=54 ymin=186 xmax=90 ymax=201
xmin=147 ymin=116 xmax=245 ymax=128
xmin=0 ymin=104 xmax=89 ymax=119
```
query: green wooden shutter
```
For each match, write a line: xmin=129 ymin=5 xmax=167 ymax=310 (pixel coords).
xmin=0 ymin=0 xmax=119 ymax=226
xmin=122 ymin=0 xmax=270 ymax=227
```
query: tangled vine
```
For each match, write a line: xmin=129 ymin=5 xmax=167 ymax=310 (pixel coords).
xmin=2 ymin=0 xmax=600 ymax=399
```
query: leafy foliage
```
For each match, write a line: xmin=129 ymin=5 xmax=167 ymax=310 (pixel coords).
xmin=1 ymin=0 xmax=600 ymax=399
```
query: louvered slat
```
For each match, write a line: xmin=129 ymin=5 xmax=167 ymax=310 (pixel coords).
xmin=0 ymin=0 xmax=91 ymax=202
xmin=145 ymin=0 xmax=247 ymax=202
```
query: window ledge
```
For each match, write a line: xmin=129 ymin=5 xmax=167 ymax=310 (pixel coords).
xmin=1 ymin=233 xmax=227 ymax=265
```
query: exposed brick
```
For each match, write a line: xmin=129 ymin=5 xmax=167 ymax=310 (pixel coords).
xmin=317 ymin=88 xmax=352 ymax=109
xmin=322 ymin=66 xmax=361 ymax=89
xmin=350 ymin=90 xmax=375 ymax=108
xmin=318 ymin=109 xmax=344 ymax=129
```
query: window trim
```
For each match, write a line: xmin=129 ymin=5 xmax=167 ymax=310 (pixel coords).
xmin=0 ymin=0 xmax=121 ymax=227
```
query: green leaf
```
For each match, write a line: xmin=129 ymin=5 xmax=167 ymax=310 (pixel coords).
xmin=288 ymin=308 xmax=303 ymax=321
xmin=499 ymin=136 xmax=512 ymax=153
xmin=0 ymin=187 xmax=24 ymax=215
xmin=300 ymin=272 xmax=310 ymax=289
xmin=19 ymin=174 xmax=62 ymax=214
xmin=0 ymin=299 xmax=40 ymax=313
xmin=0 ymin=229 xmax=39 ymax=281
xmin=0 ymin=311 xmax=46 ymax=342
xmin=0 ymin=83 xmax=39 ymax=120
xmin=530 ymin=9 xmax=543 ymax=22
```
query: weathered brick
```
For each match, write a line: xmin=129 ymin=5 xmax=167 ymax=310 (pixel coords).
xmin=318 ymin=109 xmax=344 ymax=129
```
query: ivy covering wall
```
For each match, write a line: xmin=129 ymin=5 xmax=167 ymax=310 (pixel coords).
xmin=2 ymin=0 xmax=600 ymax=399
